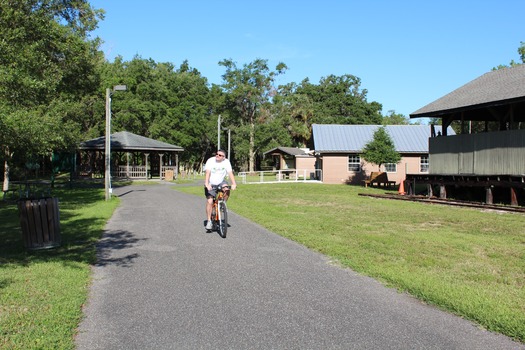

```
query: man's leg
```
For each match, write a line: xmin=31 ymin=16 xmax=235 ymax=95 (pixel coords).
xmin=206 ymin=197 xmax=213 ymax=221
xmin=205 ymin=197 xmax=214 ymax=230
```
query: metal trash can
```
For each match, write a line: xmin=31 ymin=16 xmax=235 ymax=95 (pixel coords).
xmin=17 ymin=197 xmax=61 ymax=250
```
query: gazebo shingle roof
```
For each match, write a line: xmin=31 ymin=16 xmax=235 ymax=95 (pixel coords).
xmin=79 ymin=131 xmax=184 ymax=152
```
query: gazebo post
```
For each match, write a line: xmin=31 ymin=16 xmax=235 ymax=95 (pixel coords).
xmin=145 ymin=153 xmax=149 ymax=180
xmin=126 ymin=152 xmax=130 ymax=178
xmin=159 ymin=153 xmax=164 ymax=179
xmin=175 ymin=153 xmax=179 ymax=180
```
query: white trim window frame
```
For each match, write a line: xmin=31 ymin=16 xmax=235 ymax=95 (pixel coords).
xmin=384 ymin=163 xmax=397 ymax=173
xmin=348 ymin=154 xmax=361 ymax=172
xmin=420 ymin=155 xmax=429 ymax=173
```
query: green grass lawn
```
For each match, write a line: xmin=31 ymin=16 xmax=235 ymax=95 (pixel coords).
xmin=1 ymin=181 xmax=523 ymax=348
xmin=178 ymin=182 xmax=525 ymax=343
xmin=0 ymin=187 xmax=119 ymax=350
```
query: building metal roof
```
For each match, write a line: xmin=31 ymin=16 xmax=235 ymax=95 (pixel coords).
xmin=79 ymin=131 xmax=184 ymax=152
xmin=312 ymin=124 xmax=454 ymax=154
xmin=410 ymin=64 xmax=525 ymax=119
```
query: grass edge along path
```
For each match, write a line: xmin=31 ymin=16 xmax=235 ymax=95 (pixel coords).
xmin=176 ymin=182 xmax=525 ymax=343
xmin=0 ymin=188 xmax=119 ymax=350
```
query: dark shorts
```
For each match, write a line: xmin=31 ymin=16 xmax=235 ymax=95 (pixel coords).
xmin=204 ymin=181 xmax=229 ymax=198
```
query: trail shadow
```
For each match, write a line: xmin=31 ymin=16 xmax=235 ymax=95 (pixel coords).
xmin=95 ymin=229 xmax=146 ymax=267
xmin=118 ymin=189 xmax=146 ymax=197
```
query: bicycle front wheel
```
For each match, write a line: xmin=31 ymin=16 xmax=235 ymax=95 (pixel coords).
xmin=218 ymin=201 xmax=228 ymax=238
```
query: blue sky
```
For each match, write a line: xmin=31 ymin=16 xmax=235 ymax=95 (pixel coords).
xmin=89 ymin=0 xmax=524 ymax=119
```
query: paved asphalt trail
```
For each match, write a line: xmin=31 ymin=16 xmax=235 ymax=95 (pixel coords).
xmin=75 ymin=183 xmax=523 ymax=350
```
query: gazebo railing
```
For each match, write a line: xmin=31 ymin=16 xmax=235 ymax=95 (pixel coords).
xmin=115 ymin=165 xmax=178 ymax=179
xmin=116 ymin=165 xmax=148 ymax=178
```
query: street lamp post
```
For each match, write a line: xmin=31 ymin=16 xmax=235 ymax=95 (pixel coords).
xmin=105 ymin=85 xmax=127 ymax=201
xmin=222 ymin=127 xmax=231 ymax=159
xmin=217 ymin=114 xmax=231 ymax=159
xmin=217 ymin=114 xmax=221 ymax=150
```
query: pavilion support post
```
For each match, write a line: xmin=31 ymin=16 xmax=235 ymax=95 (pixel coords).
xmin=485 ymin=187 xmax=493 ymax=205
xmin=159 ymin=153 xmax=164 ymax=179
xmin=427 ymin=184 xmax=433 ymax=198
xmin=439 ymin=185 xmax=447 ymax=199
xmin=126 ymin=152 xmax=130 ymax=178
xmin=406 ymin=179 xmax=413 ymax=195
xmin=145 ymin=153 xmax=149 ymax=180
xmin=175 ymin=153 xmax=179 ymax=180
xmin=90 ymin=151 xmax=95 ymax=178
xmin=510 ymin=187 xmax=518 ymax=206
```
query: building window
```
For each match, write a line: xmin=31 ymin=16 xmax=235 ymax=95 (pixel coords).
xmin=348 ymin=154 xmax=361 ymax=171
xmin=384 ymin=163 xmax=397 ymax=173
xmin=420 ymin=155 xmax=429 ymax=173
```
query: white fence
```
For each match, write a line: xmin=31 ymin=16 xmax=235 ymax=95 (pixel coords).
xmin=238 ymin=169 xmax=322 ymax=184
xmin=116 ymin=165 xmax=178 ymax=179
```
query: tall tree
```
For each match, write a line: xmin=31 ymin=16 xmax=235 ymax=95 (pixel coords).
xmin=272 ymin=82 xmax=314 ymax=148
xmin=219 ymin=58 xmax=287 ymax=172
xmin=361 ymin=126 xmax=401 ymax=171
xmin=294 ymin=75 xmax=383 ymax=125
xmin=0 ymin=0 xmax=103 ymax=188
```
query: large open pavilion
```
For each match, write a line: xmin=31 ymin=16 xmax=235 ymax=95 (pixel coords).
xmin=78 ymin=131 xmax=184 ymax=180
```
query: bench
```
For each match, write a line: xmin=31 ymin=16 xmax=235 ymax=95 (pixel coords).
xmin=363 ymin=172 xmax=396 ymax=188
xmin=4 ymin=181 xmax=52 ymax=200
xmin=2 ymin=189 xmax=20 ymax=201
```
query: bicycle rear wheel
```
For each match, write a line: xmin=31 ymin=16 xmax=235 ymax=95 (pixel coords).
xmin=218 ymin=201 xmax=228 ymax=238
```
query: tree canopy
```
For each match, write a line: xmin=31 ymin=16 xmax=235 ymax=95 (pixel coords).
xmin=1 ymin=0 xmax=104 ymax=186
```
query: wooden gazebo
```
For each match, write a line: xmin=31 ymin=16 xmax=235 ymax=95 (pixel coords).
xmin=78 ymin=131 xmax=184 ymax=180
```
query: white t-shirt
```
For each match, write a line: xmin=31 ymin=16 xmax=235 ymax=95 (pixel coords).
xmin=205 ymin=157 xmax=232 ymax=185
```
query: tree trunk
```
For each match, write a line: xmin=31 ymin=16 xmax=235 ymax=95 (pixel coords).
xmin=3 ymin=146 xmax=11 ymax=192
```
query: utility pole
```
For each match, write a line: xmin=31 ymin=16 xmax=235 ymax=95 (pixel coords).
xmin=105 ymin=88 xmax=111 ymax=201
xmin=105 ymin=85 xmax=127 ymax=201
xmin=217 ymin=114 xmax=221 ymax=150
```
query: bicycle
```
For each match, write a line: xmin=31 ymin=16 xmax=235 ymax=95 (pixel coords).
xmin=210 ymin=185 xmax=228 ymax=238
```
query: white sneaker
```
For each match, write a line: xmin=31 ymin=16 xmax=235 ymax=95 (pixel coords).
xmin=205 ymin=220 xmax=213 ymax=230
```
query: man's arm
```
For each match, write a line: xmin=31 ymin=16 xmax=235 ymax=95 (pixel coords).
xmin=227 ymin=170 xmax=237 ymax=190
xmin=204 ymin=169 xmax=212 ymax=190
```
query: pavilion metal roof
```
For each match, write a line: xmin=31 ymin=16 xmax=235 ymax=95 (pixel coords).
xmin=410 ymin=64 xmax=525 ymax=119
xmin=312 ymin=124 xmax=454 ymax=153
xmin=79 ymin=131 xmax=184 ymax=152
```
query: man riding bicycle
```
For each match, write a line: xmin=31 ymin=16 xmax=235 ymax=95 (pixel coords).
xmin=204 ymin=150 xmax=237 ymax=230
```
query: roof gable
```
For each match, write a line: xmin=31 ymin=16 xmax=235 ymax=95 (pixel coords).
xmin=263 ymin=147 xmax=312 ymax=157
xmin=312 ymin=124 xmax=454 ymax=153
